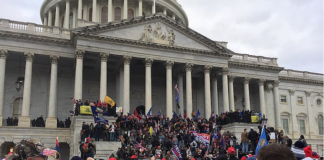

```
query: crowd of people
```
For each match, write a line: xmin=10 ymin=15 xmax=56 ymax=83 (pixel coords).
xmin=73 ymin=99 xmax=117 ymax=117
xmin=5 ymin=117 xmax=18 ymax=126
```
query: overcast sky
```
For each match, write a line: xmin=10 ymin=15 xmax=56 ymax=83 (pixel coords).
xmin=0 ymin=0 xmax=322 ymax=73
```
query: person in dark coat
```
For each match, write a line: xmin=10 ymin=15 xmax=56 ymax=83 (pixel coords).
xmin=247 ymin=127 xmax=258 ymax=153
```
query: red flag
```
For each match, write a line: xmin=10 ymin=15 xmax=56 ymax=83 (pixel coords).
xmin=134 ymin=109 xmax=142 ymax=120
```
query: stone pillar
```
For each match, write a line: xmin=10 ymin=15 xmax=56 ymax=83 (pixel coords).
xmin=78 ymin=0 xmax=83 ymax=19
xmin=55 ymin=4 xmax=60 ymax=27
xmin=265 ymin=83 xmax=275 ymax=127
xmin=185 ymin=63 xmax=193 ymax=118
xmin=119 ymin=67 xmax=124 ymax=108
xmin=258 ymin=79 xmax=266 ymax=117
xmin=289 ymin=89 xmax=298 ymax=138
xmin=123 ymin=56 xmax=132 ymax=114
xmin=92 ymin=0 xmax=97 ymax=22
xmin=305 ymin=91 xmax=313 ymax=136
xmin=64 ymin=0 xmax=70 ymax=29
xmin=152 ymin=0 xmax=156 ymax=14
xmin=178 ymin=74 xmax=184 ymax=115
xmin=74 ymin=50 xmax=84 ymax=105
xmin=228 ymin=75 xmax=235 ymax=111
xmin=212 ymin=74 xmax=219 ymax=115
xmin=204 ymin=65 xmax=212 ymax=118
xmin=273 ymin=80 xmax=281 ymax=130
xmin=116 ymin=73 xmax=120 ymax=106
xmin=243 ymin=77 xmax=251 ymax=111
xmin=19 ymin=52 xmax=34 ymax=127
xmin=83 ymin=3 xmax=88 ymax=21
xmin=46 ymin=55 xmax=59 ymax=128
xmin=123 ymin=0 xmax=128 ymax=19
xmin=145 ymin=58 xmax=153 ymax=115
xmin=138 ymin=0 xmax=143 ymax=16
xmin=44 ymin=16 xmax=48 ymax=26
xmin=108 ymin=0 xmax=113 ymax=22
xmin=0 ymin=49 xmax=8 ymax=126
xmin=73 ymin=8 xmax=77 ymax=28
xmin=172 ymin=13 xmax=175 ymax=20
xmin=48 ymin=10 xmax=53 ymax=26
xmin=100 ymin=53 xmax=109 ymax=101
xmin=222 ymin=68 xmax=229 ymax=112
xmin=166 ymin=61 xmax=174 ymax=118
xmin=163 ymin=7 xmax=167 ymax=15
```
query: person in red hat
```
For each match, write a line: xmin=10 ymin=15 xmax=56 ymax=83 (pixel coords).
xmin=216 ymin=147 xmax=239 ymax=160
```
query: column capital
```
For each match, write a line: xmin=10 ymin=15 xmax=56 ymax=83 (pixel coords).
xmin=185 ymin=63 xmax=194 ymax=72
xmin=265 ymin=83 xmax=273 ymax=92
xmin=273 ymin=80 xmax=280 ymax=87
xmin=123 ymin=55 xmax=132 ymax=65
xmin=50 ymin=55 xmax=60 ymax=64
xmin=144 ymin=58 xmax=154 ymax=67
xmin=289 ymin=89 xmax=295 ymax=95
xmin=75 ymin=50 xmax=85 ymax=59
xmin=24 ymin=52 xmax=35 ymax=62
xmin=221 ymin=67 xmax=229 ymax=75
xmin=0 ymin=49 xmax=8 ymax=59
xmin=204 ymin=65 xmax=212 ymax=73
xmin=305 ymin=91 xmax=311 ymax=97
xmin=100 ymin=52 xmax=109 ymax=62
xmin=243 ymin=77 xmax=251 ymax=84
xmin=228 ymin=75 xmax=235 ymax=83
xmin=258 ymin=79 xmax=266 ymax=86
xmin=165 ymin=61 xmax=174 ymax=69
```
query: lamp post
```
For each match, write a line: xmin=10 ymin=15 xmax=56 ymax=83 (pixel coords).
xmin=15 ymin=56 xmax=24 ymax=92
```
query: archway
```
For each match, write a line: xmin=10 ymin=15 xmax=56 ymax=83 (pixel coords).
xmin=136 ymin=105 xmax=145 ymax=115
xmin=59 ymin=142 xmax=70 ymax=160
xmin=1 ymin=142 xmax=14 ymax=158
xmin=12 ymin=97 xmax=23 ymax=118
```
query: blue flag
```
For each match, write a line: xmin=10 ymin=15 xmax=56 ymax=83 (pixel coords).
xmin=171 ymin=145 xmax=182 ymax=160
xmin=158 ymin=110 xmax=161 ymax=117
xmin=179 ymin=112 xmax=182 ymax=117
xmin=147 ymin=105 xmax=153 ymax=117
xmin=255 ymin=125 xmax=268 ymax=155
xmin=195 ymin=109 xmax=200 ymax=120
xmin=222 ymin=135 xmax=225 ymax=147
xmin=259 ymin=110 xmax=262 ymax=122
xmin=94 ymin=115 xmax=108 ymax=124
xmin=173 ymin=111 xmax=178 ymax=118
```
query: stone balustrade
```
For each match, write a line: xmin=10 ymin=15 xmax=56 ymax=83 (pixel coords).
xmin=0 ymin=19 xmax=70 ymax=37
xmin=279 ymin=69 xmax=323 ymax=81
xmin=230 ymin=53 xmax=278 ymax=66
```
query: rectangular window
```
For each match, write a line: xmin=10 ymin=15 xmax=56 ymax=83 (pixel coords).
xmin=283 ymin=119 xmax=289 ymax=134
xmin=299 ymin=120 xmax=305 ymax=134
xmin=297 ymin=97 xmax=304 ymax=105
xmin=280 ymin=95 xmax=287 ymax=103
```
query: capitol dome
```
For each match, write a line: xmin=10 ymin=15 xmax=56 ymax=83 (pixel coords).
xmin=40 ymin=0 xmax=189 ymax=29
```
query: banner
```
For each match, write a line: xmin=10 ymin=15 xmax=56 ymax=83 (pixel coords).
xmin=251 ymin=116 xmax=260 ymax=123
xmin=171 ymin=145 xmax=182 ymax=160
xmin=195 ymin=133 xmax=210 ymax=145
xmin=116 ymin=107 xmax=122 ymax=113
xmin=104 ymin=95 xmax=115 ymax=108
xmin=80 ymin=106 xmax=92 ymax=115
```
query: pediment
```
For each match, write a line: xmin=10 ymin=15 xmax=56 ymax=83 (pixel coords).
xmin=73 ymin=14 xmax=234 ymax=55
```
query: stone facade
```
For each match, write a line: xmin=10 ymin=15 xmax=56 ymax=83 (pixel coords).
xmin=0 ymin=0 xmax=323 ymax=158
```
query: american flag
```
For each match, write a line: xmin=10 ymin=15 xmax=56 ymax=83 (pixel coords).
xmin=174 ymin=83 xmax=179 ymax=94
xmin=71 ymin=98 xmax=77 ymax=104
xmin=70 ymin=110 xmax=74 ymax=116
xmin=131 ymin=140 xmax=147 ymax=151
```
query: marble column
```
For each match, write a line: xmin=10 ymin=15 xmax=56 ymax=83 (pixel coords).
xmin=123 ymin=0 xmax=128 ymax=19
xmin=119 ymin=66 xmax=124 ymax=108
xmin=100 ymin=53 xmax=109 ymax=101
xmin=172 ymin=13 xmax=175 ymax=20
xmin=123 ymin=56 xmax=132 ymax=114
xmin=243 ymin=77 xmax=251 ymax=111
xmin=166 ymin=61 xmax=174 ymax=118
xmin=0 ymin=49 xmax=8 ymax=126
xmin=78 ymin=0 xmax=83 ymax=19
xmin=73 ymin=8 xmax=77 ymax=28
xmin=265 ymin=83 xmax=275 ymax=127
xmin=92 ymin=0 xmax=97 ymax=22
xmin=152 ymin=0 xmax=156 ymax=14
xmin=204 ymin=65 xmax=212 ymax=118
xmin=44 ymin=17 xmax=48 ymax=26
xmin=305 ymin=91 xmax=313 ymax=136
xmin=228 ymin=75 xmax=235 ymax=111
xmin=116 ymin=73 xmax=120 ymax=106
xmin=64 ymin=0 xmax=70 ymax=29
xmin=273 ymin=80 xmax=281 ymax=130
xmin=48 ymin=10 xmax=53 ymax=26
xmin=145 ymin=58 xmax=153 ymax=115
xmin=212 ymin=74 xmax=219 ymax=115
xmin=185 ymin=63 xmax=193 ymax=118
xmin=108 ymin=0 xmax=113 ymax=22
xmin=178 ymin=74 xmax=184 ymax=115
xmin=258 ymin=79 xmax=266 ymax=117
xmin=138 ymin=0 xmax=143 ymax=16
xmin=163 ymin=7 xmax=167 ymax=15
xmin=83 ymin=3 xmax=88 ymax=21
xmin=19 ymin=52 xmax=34 ymax=127
xmin=74 ymin=50 xmax=84 ymax=105
xmin=222 ymin=68 xmax=229 ymax=112
xmin=46 ymin=55 xmax=59 ymax=128
xmin=289 ymin=89 xmax=297 ymax=138
xmin=55 ymin=4 xmax=60 ymax=27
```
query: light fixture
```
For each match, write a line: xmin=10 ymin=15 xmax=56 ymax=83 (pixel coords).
xmin=15 ymin=56 xmax=24 ymax=92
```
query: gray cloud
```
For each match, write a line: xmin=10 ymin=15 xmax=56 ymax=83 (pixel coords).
xmin=0 ymin=0 xmax=322 ymax=73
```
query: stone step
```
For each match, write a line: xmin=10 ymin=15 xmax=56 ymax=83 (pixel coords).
xmin=93 ymin=141 xmax=120 ymax=159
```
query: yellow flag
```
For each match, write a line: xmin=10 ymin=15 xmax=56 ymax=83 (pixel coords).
xmin=80 ymin=106 xmax=92 ymax=115
xmin=149 ymin=126 xmax=153 ymax=136
xmin=104 ymin=95 xmax=115 ymax=108
xmin=251 ymin=116 xmax=260 ymax=123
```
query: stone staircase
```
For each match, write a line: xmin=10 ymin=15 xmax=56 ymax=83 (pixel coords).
xmin=93 ymin=141 xmax=120 ymax=160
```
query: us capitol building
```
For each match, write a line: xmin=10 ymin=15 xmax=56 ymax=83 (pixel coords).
xmin=0 ymin=0 xmax=322 ymax=159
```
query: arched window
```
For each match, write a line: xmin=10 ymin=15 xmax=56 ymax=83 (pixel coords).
xmin=69 ymin=13 xmax=73 ymax=29
xmin=319 ymin=114 xmax=324 ymax=135
xmin=89 ymin=8 xmax=93 ymax=22
xmin=114 ymin=7 xmax=121 ymax=21
xmin=128 ymin=9 xmax=134 ymax=19
xmin=101 ymin=6 xmax=108 ymax=23
xmin=61 ymin=16 xmax=65 ymax=28
xmin=12 ymin=97 xmax=23 ymax=118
